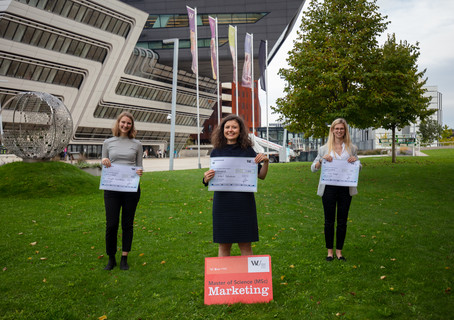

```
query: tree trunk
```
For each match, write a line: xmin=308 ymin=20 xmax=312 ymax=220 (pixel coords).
xmin=391 ymin=126 xmax=396 ymax=163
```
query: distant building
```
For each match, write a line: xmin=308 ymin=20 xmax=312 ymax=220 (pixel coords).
xmin=0 ymin=0 xmax=306 ymax=157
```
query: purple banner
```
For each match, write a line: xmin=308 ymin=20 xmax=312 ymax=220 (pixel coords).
xmin=241 ymin=33 xmax=252 ymax=88
xmin=187 ymin=6 xmax=197 ymax=74
xmin=209 ymin=16 xmax=217 ymax=80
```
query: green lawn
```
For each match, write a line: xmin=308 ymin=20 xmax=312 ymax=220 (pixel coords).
xmin=0 ymin=149 xmax=453 ymax=319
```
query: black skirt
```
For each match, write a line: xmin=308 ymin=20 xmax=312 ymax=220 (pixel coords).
xmin=212 ymin=191 xmax=259 ymax=243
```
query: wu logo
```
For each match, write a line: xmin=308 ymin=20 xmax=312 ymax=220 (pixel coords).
xmin=247 ymin=257 xmax=270 ymax=273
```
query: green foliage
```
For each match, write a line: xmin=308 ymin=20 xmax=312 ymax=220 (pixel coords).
xmin=440 ymin=125 xmax=454 ymax=142
xmin=274 ymin=0 xmax=389 ymax=137
xmin=1 ymin=152 xmax=453 ymax=319
xmin=370 ymin=34 xmax=433 ymax=130
xmin=418 ymin=119 xmax=443 ymax=143
xmin=370 ymin=33 xmax=433 ymax=162
xmin=275 ymin=0 xmax=433 ymax=148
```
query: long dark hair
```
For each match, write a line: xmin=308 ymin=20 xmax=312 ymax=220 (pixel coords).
xmin=112 ymin=111 xmax=137 ymax=139
xmin=211 ymin=114 xmax=252 ymax=149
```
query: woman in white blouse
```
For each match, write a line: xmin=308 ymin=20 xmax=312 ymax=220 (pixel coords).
xmin=311 ymin=118 xmax=359 ymax=262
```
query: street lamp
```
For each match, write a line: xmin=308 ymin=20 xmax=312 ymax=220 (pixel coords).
xmin=163 ymin=38 xmax=179 ymax=170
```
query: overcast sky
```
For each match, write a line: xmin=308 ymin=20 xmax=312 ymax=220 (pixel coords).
xmin=260 ymin=0 xmax=454 ymax=129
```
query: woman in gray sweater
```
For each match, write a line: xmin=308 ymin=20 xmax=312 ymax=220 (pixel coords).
xmin=101 ymin=111 xmax=143 ymax=270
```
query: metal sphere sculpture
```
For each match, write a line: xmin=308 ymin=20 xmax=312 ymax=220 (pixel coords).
xmin=2 ymin=92 xmax=73 ymax=161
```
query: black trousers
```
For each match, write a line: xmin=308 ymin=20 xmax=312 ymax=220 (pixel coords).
xmin=322 ymin=185 xmax=352 ymax=250
xmin=104 ymin=187 xmax=140 ymax=256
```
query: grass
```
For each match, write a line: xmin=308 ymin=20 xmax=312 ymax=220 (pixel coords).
xmin=0 ymin=150 xmax=453 ymax=319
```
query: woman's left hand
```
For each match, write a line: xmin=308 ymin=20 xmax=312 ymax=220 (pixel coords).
xmin=255 ymin=153 xmax=269 ymax=164
xmin=347 ymin=156 xmax=357 ymax=163
xmin=136 ymin=168 xmax=143 ymax=176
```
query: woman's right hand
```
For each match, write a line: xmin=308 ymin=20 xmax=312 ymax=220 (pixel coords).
xmin=203 ymin=169 xmax=215 ymax=184
xmin=101 ymin=158 xmax=111 ymax=168
xmin=322 ymin=155 xmax=333 ymax=162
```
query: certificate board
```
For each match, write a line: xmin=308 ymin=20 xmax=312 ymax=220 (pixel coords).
xmin=204 ymin=255 xmax=273 ymax=305
xmin=208 ymin=157 xmax=258 ymax=192
xmin=99 ymin=164 xmax=140 ymax=192
xmin=320 ymin=159 xmax=360 ymax=187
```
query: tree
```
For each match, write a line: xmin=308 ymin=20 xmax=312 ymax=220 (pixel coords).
xmin=440 ymin=125 xmax=453 ymax=142
xmin=369 ymin=34 xmax=433 ymax=162
xmin=418 ymin=119 xmax=443 ymax=144
xmin=273 ymin=0 xmax=389 ymax=138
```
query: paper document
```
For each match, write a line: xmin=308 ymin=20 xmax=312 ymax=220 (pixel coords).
xmin=320 ymin=159 xmax=360 ymax=187
xmin=100 ymin=164 xmax=140 ymax=192
xmin=209 ymin=157 xmax=258 ymax=192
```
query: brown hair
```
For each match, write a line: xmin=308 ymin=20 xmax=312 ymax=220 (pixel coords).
xmin=326 ymin=118 xmax=353 ymax=155
xmin=211 ymin=114 xmax=252 ymax=149
xmin=112 ymin=111 xmax=137 ymax=138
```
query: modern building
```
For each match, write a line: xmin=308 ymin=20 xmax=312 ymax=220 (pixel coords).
xmin=0 ymin=0 xmax=306 ymax=158
xmin=351 ymin=85 xmax=443 ymax=150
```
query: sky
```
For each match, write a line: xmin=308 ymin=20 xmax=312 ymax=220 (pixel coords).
xmin=259 ymin=0 xmax=454 ymax=129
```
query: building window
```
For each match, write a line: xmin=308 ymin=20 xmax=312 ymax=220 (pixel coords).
xmin=0 ymin=54 xmax=85 ymax=88
xmin=0 ymin=13 xmax=109 ymax=63
xmin=138 ymin=38 xmax=228 ymax=51
xmin=145 ymin=12 xmax=268 ymax=29
xmin=15 ymin=0 xmax=132 ymax=38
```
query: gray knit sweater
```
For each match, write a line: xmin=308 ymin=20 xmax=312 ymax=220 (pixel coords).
xmin=102 ymin=136 xmax=143 ymax=167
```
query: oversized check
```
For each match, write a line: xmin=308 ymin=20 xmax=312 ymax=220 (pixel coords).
xmin=209 ymin=157 xmax=258 ymax=192
xmin=99 ymin=164 xmax=140 ymax=192
xmin=320 ymin=159 xmax=360 ymax=187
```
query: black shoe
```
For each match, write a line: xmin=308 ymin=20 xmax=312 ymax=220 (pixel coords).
xmin=120 ymin=256 xmax=129 ymax=270
xmin=104 ymin=257 xmax=117 ymax=270
xmin=326 ymin=256 xmax=334 ymax=261
xmin=337 ymin=256 xmax=347 ymax=261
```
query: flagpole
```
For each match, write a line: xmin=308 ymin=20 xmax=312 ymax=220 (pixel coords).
xmin=195 ymin=7 xmax=201 ymax=169
xmin=265 ymin=40 xmax=269 ymax=147
xmin=215 ymin=17 xmax=220 ymax=125
xmin=235 ymin=26 xmax=238 ymax=116
xmin=251 ymin=33 xmax=254 ymax=135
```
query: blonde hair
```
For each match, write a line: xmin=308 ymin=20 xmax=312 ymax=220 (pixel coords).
xmin=112 ymin=111 xmax=137 ymax=138
xmin=326 ymin=118 xmax=353 ymax=155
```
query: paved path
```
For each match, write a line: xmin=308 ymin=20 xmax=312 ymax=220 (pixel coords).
xmin=86 ymin=156 xmax=211 ymax=172
xmin=141 ymin=156 xmax=210 ymax=172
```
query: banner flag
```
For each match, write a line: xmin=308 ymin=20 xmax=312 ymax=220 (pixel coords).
xmin=209 ymin=16 xmax=218 ymax=80
xmin=241 ymin=33 xmax=252 ymax=88
xmin=228 ymin=25 xmax=237 ymax=83
xmin=259 ymin=40 xmax=267 ymax=91
xmin=187 ymin=6 xmax=197 ymax=74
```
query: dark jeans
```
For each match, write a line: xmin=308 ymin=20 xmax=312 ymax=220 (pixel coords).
xmin=104 ymin=188 xmax=141 ymax=256
xmin=322 ymin=185 xmax=352 ymax=250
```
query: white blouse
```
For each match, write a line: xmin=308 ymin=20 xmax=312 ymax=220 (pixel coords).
xmin=330 ymin=143 xmax=351 ymax=160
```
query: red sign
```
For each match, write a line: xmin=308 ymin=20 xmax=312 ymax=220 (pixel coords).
xmin=204 ymin=255 xmax=273 ymax=305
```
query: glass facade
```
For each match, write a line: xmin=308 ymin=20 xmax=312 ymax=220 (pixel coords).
xmin=137 ymin=38 xmax=228 ymax=50
xmin=15 ymin=0 xmax=132 ymax=38
xmin=145 ymin=12 xmax=268 ymax=29
xmin=0 ymin=14 xmax=108 ymax=63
